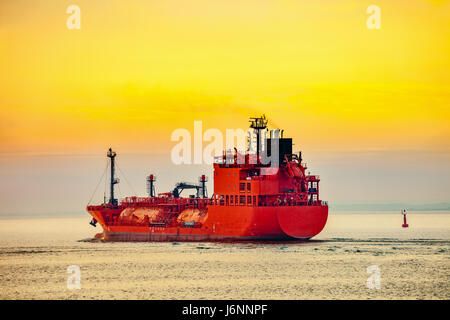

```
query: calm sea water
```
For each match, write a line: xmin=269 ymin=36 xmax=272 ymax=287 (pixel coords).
xmin=0 ymin=211 xmax=448 ymax=247
xmin=0 ymin=211 xmax=449 ymax=299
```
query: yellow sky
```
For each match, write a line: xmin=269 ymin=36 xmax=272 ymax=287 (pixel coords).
xmin=0 ymin=0 xmax=449 ymax=155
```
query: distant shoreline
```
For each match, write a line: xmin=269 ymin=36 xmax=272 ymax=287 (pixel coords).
xmin=331 ymin=203 xmax=450 ymax=212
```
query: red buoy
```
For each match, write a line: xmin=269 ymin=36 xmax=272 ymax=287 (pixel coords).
xmin=402 ymin=209 xmax=409 ymax=228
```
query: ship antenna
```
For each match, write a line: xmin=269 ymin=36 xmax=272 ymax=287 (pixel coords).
xmin=249 ymin=114 xmax=268 ymax=164
xmin=107 ymin=148 xmax=119 ymax=206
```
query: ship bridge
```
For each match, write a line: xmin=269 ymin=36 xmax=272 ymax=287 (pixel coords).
xmin=211 ymin=116 xmax=324 ymax=208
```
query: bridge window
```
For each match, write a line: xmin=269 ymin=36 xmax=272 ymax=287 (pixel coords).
xmin=247 ymin=183 xmax=251 ymax=192
xmin=239 ymin=183 xmax=245 ymax=192
xmin=247 ymin=196 xmax=251 ymax=206
xmin=239 ymin=195 xmax=245 ymax=205
xmin=226 ymin=195 xmax=229 ymax=205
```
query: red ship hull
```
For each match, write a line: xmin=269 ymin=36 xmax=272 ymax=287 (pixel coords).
xmin=88 ymin=204 xmax=328 ymax=242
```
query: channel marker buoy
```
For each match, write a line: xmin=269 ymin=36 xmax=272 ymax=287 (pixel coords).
xmin=402 ymin=209 xmax=409 ymax=228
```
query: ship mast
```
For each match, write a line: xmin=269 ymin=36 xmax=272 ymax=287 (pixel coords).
xmin=107 ymin=148 xmax=119 ymax=205
xmin=249 ymin=114 xmax=268 ymax=164
xmin=147 ymin=174 xmax=156 ymax=197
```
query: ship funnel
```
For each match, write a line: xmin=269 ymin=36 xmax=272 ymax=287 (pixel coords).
xmin=270 ymin=129 xmax=280 ymax=139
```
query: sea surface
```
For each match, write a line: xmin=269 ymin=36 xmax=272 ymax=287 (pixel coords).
xmin=0 ymin=211 xmax=448 ymax=299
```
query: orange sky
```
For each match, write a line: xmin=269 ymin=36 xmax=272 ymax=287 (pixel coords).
xmin=1 ymin=0 xmax=449 ymax=155
xmin=0 ymin=0 xmax=449 ymax=213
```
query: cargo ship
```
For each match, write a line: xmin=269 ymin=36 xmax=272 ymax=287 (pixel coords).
xmin=87 ymin=115 xmax=328 ymax=241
